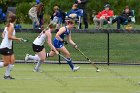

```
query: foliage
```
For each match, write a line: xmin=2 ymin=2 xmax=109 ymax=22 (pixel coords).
xmin=16 ymin=2 xmax=32 ymax=23
xmin=1 ymin=0 xmax=140 ymax=24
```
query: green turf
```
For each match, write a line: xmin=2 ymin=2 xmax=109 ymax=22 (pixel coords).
xmin=0 ymin=64 xmax=139 ymax=93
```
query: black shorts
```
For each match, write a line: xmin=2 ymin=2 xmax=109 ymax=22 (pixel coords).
xmin=0 ymin=47 xmax=14 ymax=56
xmin=32 ymin=44 xmax=44 ymax=52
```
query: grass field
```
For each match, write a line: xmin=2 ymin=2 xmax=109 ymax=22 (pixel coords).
xmin=0 ymin=25 xmax=140 ymax=93
xmin=0 ymin=64 xmax=140 ymax=93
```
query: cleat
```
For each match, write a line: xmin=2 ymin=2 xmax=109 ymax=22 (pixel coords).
xmin=25 ymin=54 xmax=30 ymax=62
xmin=33 ymin=68 xmax=42 ymax=73
xmin=72 ymin=66 xmax=80 ymax=72
xmin=96 ymin=68 xmax=100 ymax=72
xmin=4 ymin=76 xmax=15 ymax=79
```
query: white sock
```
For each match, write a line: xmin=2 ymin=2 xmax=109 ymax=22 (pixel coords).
xmin=35 ymin=60 xmax=42 ymax=70
xmin=0 ymin=62 xmax=4 ymax=68
xmin=29 ymin=54 xmax=40 ymax=61
xmin=5 ymin=64 xmax=14 ymax=76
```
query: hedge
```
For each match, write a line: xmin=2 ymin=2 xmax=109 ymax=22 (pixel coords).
xmin=1 ymin=0 xmax=140 ymax=24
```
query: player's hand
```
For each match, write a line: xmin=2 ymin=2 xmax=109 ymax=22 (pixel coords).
xmin=17 ymin=38 xmax=22 ymax=42
xmin=78 ymin=0 xmax=81 ymax=3
xmin=55 ymin=51 xmax=59 ymax=55
xmin=36 ymin=22 xmax=40 ymax=26
xmin=53 ymin=13 xmax=56 ymax=16
xmin=62 ymin=40 xmax=68 ymax=45
xmin=74 ymin=44 xmax=78 ymax=49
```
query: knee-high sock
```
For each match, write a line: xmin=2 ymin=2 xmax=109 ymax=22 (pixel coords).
xmin=0 ymin=62 xmax=4 ymax=68
xmin=5 ymin=64 xmax=14 ymax=76
xmin=67 ymin=58 xmax=74 ymax=70
xmin=46 ymin=53 xmax=49 ymax=57
xmin=35 ymin=60 xmax=42 ymax=70
xmin=29 ymin=54 xmax=40 ymax=61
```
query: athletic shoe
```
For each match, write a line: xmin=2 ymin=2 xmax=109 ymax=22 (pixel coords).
xmin=4 ymin=76 xmax=15 ymax=79
xmin=33 ymin=68 xmax=42 ymax=73
xmin=25 ymin=54 xmax=29 ymax=62
xmin=72 ymin=66 xmax=80 ymax=72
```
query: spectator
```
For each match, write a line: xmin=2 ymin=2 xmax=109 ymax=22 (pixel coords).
xmin=37 ymin=3 xmax=45 ymax=29
xmin=36 ymin=0 xmax=40 ymax=4
xmin=28 ymin=3 xmax=44 ymax=29
xmin=75 ymin=0 xmax=88 ymax=29
xmin=93 ymin=4 xmax=114 ymax=29
xmin=51 ymin=6 xmax=63 ymax=30
xmin=111 ymin=6 xmax=134 ymax=29
xmin=67 ymin=4 xmax=83 ymax=19
xmin=28 ymin=4 xmax=39 ymax=29
xmin=0 ymin=8 xmax=6 ymax=23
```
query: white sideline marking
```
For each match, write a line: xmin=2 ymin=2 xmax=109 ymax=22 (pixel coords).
xmin=74 ymin=92 xmax=111 ymax=93
xmin=0 ymin=76 xmax=140 ymax=80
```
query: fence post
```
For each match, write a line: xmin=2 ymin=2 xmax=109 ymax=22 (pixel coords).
xmin=107 ymin=32 xmax=110 ymax=66
xmin=58 ymin=51 xmax=61 ymax=64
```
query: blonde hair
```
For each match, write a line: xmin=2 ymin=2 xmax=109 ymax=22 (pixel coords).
xmin=48 ymin=23 xmax=56 ymax=29
xmin=53 ymin=6 xmax=59 ymax=11
xmin=7 ymin=12 xmax=16 ymax=27
xmin=42 ymin=23 xmax=56 ymax=32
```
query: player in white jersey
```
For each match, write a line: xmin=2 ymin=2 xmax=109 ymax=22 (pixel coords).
xmin=0 ymin=13 xmax=22 ymax=79
xmin=25 ymin=23 xmax=59 ymax=72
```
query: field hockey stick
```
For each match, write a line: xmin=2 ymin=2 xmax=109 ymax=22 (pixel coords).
xmin=76 ymin=48 xmax=100 ymax=72
xmin=21 ymin=38 xmax=29 ymax=42
xmin=58 ymin=54 xmax=70 ymax=61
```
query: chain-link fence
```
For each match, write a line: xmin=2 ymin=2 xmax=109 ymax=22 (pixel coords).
xmin=0 ymin=29 xmax=140 ymax=65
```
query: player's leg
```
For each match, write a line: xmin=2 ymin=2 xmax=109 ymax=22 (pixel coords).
xmin=57 ymin=46 xmax=80 ymax=71
xmin=25 ymin=53 xmax=40 ymax=62
xmin=34 ymin=48 xmax=46 ymax=72
xmin=2 ymin=55 xmax=14 ymax=79
xmin=0 ymin=48 xmax=10 ymax=68
xmin=46 ymin=50 xmax=56 ymax=58
xmin=0 ymin=55 xmax=8 ymax=68
xmin=0 ymin=56 xmax=5 ymax=68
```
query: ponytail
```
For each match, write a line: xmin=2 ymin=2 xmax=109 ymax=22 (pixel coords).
xmin=48 ymin=23 xmax=56 ymax=29
xmin=6 ymin=12 xmax=16 ymax=27
xmin=42 ymin=23 xmax=56 ymax=33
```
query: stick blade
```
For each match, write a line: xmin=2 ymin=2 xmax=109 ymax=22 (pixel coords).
xmin=21 ymin=38 xmax=29 ymax=42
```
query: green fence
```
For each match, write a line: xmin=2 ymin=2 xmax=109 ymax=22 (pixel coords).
xmin=0 ymin=29 xmax=140 ymax=65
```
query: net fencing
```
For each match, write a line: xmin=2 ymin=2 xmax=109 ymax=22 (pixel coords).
xmin=0 ymin=29 xmax=140 ymax=65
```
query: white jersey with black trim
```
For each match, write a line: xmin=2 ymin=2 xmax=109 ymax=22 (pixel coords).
xmin=0 ymin=23 xmax=15 ymax=49
xmin=33 ymin=30 xmax=48 ymax=46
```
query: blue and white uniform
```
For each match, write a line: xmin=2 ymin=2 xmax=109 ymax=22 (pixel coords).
xmin=53 ymin=26 xmax=80 ymax=71
xmin=53 ymin=26 xmax=70 ymax=48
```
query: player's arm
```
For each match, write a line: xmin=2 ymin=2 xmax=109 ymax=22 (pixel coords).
xmin=77 ymin=0 xmax=87 ymax=4
xmin=55 ymin=27 xmax=66 ymax=42
xmin=8 ymin=25 xmax=21 ymax=41
xmin=67 ymin=33 xmax=77 ymax=48
xmin=1 ymin=31 xmax=5 ymax=38
xmin=46 ymin=32 xmax=59 ymax=54
xmin=80 ymin=0 xmax=88 ymax=4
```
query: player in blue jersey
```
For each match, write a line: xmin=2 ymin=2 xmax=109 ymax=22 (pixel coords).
xmin=47 ymin=20 xmax=80 ymax=72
